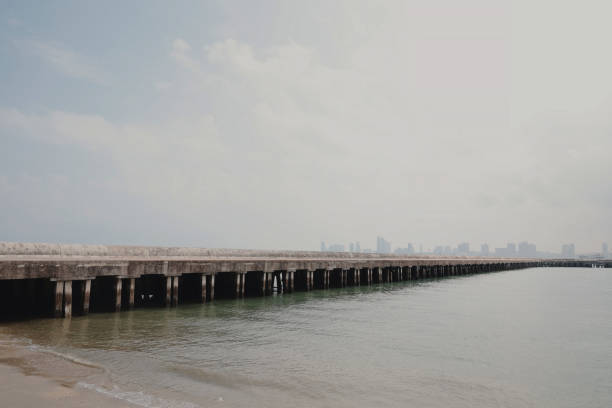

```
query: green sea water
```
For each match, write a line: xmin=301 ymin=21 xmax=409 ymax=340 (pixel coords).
xmin=1 ymin=267 xmax=611 ymax=407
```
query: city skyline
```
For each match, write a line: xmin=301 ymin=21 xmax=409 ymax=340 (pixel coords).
xmin=321 ymin=238 xmax=610 ymax=258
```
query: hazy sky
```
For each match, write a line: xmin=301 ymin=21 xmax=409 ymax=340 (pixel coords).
xmin=1 ymin=1 xmax=610 ymax=252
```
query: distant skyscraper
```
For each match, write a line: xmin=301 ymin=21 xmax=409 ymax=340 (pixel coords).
xmin=321 ymin=242 xmax=326 ymax=252
xmin=328 ymin=244 xmax=345 ymax=252
xmin=481 ymin=244 xmax=489 ymax=256
xmin=507 ymin=243 xmax=516 ymax=255
xmin=602 ymin=242 xmax=608 ymax=258
xmin=495 ymin=243 xmax=517 ymax=257
xmin=561 ymin=243 xmax=575 ymax=258
xmin=457 ymin=242 xmax=469 ymax=254
xmin=394 ymin=244 xmax=415 ymax=255
xmin=349 ymin=243 xmax=354 ymax=252
xmin=376 ymin=236 xmax=391 ymax=254
xmin=355 ymin=242 xmax=361 ymax=253
xmin=518 ymin=241 xmax=537 ymax=258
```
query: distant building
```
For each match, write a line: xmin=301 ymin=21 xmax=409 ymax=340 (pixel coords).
xmin=561 ymin=243 xmax=575 ymax=258
xmin=320 ymin=242 xmax=326 ymax=252
xmin=394 ymin=244 xmax=415 ymax=255
xmin=481 ymin=244 xmax=489 ymax=256
xmin=328 ymin=244 xmax=345 ymax=252
xmin=495 ymin=243 xmax=517 ymax=257
xmin=376 ymin=236 xmax=391 ymax=254
xmin=507 ymin=243 xmax=516 ymax=255
xmin=355 ymin=242 xmax=361 ymax=253
xmin=349 ymin=243 xmax=354 ymax=252
xmin=457 ymin=242 xmax=469 ymax=254
xmin=518 ymin=241 xmax=537 ymax=258
xmin=603 ymin=242 xmax=608 ymax=258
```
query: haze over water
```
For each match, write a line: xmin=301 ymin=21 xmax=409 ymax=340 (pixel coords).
xmin=2 ymin=267 xmax=611 ymax=408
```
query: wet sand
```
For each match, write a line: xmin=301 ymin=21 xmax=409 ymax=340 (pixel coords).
xmin=0 ymin=339 xmax=136 ymax=408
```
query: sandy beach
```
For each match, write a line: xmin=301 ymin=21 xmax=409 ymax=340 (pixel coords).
xmin=0 ymin=338 xmax=136 ymax=408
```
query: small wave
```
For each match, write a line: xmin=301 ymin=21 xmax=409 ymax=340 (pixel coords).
xmin=27 ymin=344 xmax=110 ymax=376
xmin=77 ymin=382 xmax=201 ymax=408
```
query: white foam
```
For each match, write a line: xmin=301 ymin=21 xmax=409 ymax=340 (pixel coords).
xmin=77 ymin=382 xmax=201 ymax=408
xmin=26 ymin=343 xmax=110 ymax=375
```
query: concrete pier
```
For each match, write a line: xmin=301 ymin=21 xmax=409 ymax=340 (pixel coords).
xmin=0 ymin=241 xmax=608 ymax=319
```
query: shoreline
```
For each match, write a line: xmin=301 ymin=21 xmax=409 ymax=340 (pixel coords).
xmin=0 ymin=336 xmax=137 ymax=408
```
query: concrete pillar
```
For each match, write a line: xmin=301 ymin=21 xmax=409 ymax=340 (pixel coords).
xmin=128 ymin=278 xmax=135 ymax=309
xmin=165 ymin=276 xmax=172 ymax=306
xmin=241 ymin=273 xmax=246 ymax=297
xmin=210 ymin=274 xmax=215 ymax=301
xmin=200 ymin=274 xmax=207 ymax=303
xmin=288 ymin=271 xmax=294 ymax=292
xmin=307 ymin=271 xmax=313 ymax=290
xmin=235 ymin=273 xmax=241 ymax=298
xmin=82 ymin=279 xmax=91 ymax=314
xmin=261 ymin=272 xmax=266 ymax=295
xmin=54 ymin=281 xmax=63 ymax=317
xmin=172 ymin=276 xmax=179 ymax=306
xmin=354 ymin=269 xmax=360 ymax=286
xmin=114 ymin=277 xmax=122 ymax=312
xmin=64 ymin=281 xmax=72 ymax=318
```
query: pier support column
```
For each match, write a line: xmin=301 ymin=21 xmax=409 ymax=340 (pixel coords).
xmin=82 ymin=279 xmax=91 ymax=314
xmin=290 ymin=271 xmax=295 ymax=292
xmin=200 ymin=274 xmax=207 ymax=303
xmin=114 ymin=277 xmax=122 ymax=312
xmin=64 ymin=280 xmax=72 ymax=318
xmin=210 ymin=274 xmax=215 ymax=301
xmin=367 ymin=268 xmax=372 ymax=285
xmin=261 ymin=272 xmax=266 ymax=295
xmin=172 ymin=276 xmax=179 ymax=306
xmin=354 ymin=269 xmax=360 ymax=286
xmin=54 ymin=281 xmax=63 ymax=317
xmin=307 ymin=271 xmax=313 ymax=290
xmin=235 ymin=273 xmax=241 ymax=298
xmin=128 ymin=278 xmax=135 ymax=309
xmin=241 ymin=273 xmax=246 ymax=297
xmin=165 ymin=276 xmax=172 ymax=306
xmin=378 ymin=268 xmax=382 ymax=283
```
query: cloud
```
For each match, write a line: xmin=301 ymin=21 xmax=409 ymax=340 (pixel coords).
xmin=20 ymin=40 xmax=108 ymax=84
xmin=2 ymin=1 xmax=612 ymax=251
